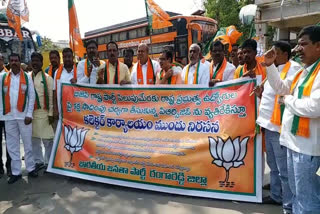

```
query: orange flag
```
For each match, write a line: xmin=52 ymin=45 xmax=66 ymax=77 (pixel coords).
xmin=145 ymin=0 xmax=173 ymax=29
xmin=6 ymin=0 xmax=29 ymax=41
xmin=68 ymin=0 xmax=85 ymax=58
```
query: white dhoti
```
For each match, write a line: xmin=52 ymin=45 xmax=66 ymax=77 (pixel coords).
xmin=5 ymin=120 xmax=35 ymax=176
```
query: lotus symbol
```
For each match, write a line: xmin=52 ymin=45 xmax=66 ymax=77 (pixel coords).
xmin=64 ymin=125 xmax=89 ymax=163
xmin=209 ymin=136 xmax=249 ymax=186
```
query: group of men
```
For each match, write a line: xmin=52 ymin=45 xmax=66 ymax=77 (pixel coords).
xmin=0 ymin=24 xmax=319 ymax=214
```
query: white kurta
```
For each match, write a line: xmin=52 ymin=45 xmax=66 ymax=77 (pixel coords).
xmin=131 ymin=60 xmax=161 ymax=85
xmin=266 ymin=61 xmax=320 ymax=156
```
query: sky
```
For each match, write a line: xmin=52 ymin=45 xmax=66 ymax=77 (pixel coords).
xmin=7 ymin=0 xmax=204 ymax=42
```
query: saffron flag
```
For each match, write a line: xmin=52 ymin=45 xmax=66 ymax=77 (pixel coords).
xmin=6 ymin=0 xmax=29 ymax=41
xmin=145 ymin=0 xmax=173 ymax=30
xmin=68 ymin=0 xmax=85 ymax=58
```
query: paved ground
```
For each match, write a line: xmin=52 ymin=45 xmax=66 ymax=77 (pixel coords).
xmin=0 ymin=143 xmax=282 ymax=214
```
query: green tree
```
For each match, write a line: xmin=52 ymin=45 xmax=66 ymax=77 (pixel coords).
xmin=37 ymin=37 xmax=61 ymax=53
xmin=204 ymin=0 xmax=255 ymax=43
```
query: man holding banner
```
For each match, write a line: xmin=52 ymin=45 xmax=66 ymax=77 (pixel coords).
xmin=53 ymin=48 xmax=77 ymax=115
xmin=256 ymin=41 xmax=301 ymax=213
xmin=30 ymin=52 xmax=54 ymax=171
xmin=209 ymin=41 xmax=236 ymax=84
xmin=181 ymin=44 xmax=210 ymax=85
xmin=264 ymin=25 xmax=320 ymax=214
xmin=96 ymin=42 xmax=131 ymax=85
xmin=77 ymin=40 xmax=105 ymax=85
xmin=131 ymin=43 xmax=160 ymax=85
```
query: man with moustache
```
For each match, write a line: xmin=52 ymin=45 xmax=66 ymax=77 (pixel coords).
xmin=96 ymin=41 xmax=131 ymax=85
xmin=45 ymin=50 xmax=62 ymax=78
xmin=181 ymin=44 xmax=210 ymax=85
xmin=264 ymin=25 xmax=320 ymax=214
xmin=131 ymin=43 xmax=160 ymax=85
xmin=230 ymin=44 xmax=240 ymax=68
xmin=237 ymin=47 xmax=245 ymax=68
xmin=0 ymin=53 xmax=37 ymax=184
xmin=77 ymin=40 xmax=105 ymax=84
xmin=30 ymin=52 xmax=54 ymax=171
xmin=156 ymin=50 xmax=182 ymax=85
xmin=209 ymin=41 xmax=236 ymax=87
xmin=53 ymin=48 xmax=77 ymax=117
xmin=123 ymin=48 xmax=134 ymax=74
xmin=234 ymin=39 xmax=266 ymax=84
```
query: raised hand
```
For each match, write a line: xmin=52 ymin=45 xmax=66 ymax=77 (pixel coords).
xmin=263 ymin=47 xmax=277 ymax=67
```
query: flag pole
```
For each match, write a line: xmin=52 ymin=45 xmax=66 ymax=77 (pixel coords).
xmin=144 ymin=0 xmax=153 ymax=59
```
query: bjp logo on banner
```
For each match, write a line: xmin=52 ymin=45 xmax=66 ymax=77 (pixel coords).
xmin=209 ymin=136 xmax=249 ymax=187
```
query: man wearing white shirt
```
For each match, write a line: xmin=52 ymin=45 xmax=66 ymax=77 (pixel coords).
xmin=0 ymin=53 xmax=37 ymax=184
xmin=77 ymin=40 xmax=105 ymax=84
xmin=131 ymin=43 xmax=160 ymax=85
xmin=264 ymin=26 xmax=320 ymax=214
xmin=256 ymin=41 xmax=301 ymax=213
xmin=181 ymin=44 xmax=210 ymax=85
xmin=53 ymin=48 xmax=77 ymax=117
xmin=209 ymin=41 xmax=236 ymax=87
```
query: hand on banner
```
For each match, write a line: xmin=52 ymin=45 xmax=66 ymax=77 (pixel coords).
xmin=252 ymin=85 xmax=264 ymax=98
xmin=263 ymin=47 xmax=277 ymax=67
xmin=120 ymin=80 xmax=131 ymax=85
xmin=70 ymin=78 xmax=77 ymax=84
xmin=49 ymin=116 xmax=54 ymax=125
xmin=242 ymin=69 xmax=256 ymax=78
xmin=209 ymin=79 xmax=221 ymax=87
xmin=24 ymin=117 xmax=32 ymax=125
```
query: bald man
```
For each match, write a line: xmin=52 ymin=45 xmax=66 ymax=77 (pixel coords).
xmin=181 ymin=44 xmax=210 ymax=85
xmin=131 ymin=43 xmax=161 ymax=85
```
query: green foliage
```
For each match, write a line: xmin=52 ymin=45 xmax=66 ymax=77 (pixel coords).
xmin=37 ymin=37 xmax=61 ymax=53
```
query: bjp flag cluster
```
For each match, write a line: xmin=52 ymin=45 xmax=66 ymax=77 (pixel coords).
xmin=145 ymin=0 xmax=173 ymax=30
xmin=68 ymin=0 xmax=85 ymax=58
xmin=6 ymin=0 xmax=29 ymax=41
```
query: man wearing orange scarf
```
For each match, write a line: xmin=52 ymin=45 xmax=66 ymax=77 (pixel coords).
xmin=45 ymin=50 xmax=61 ymax=79
xmin=77 ymin=40 xmax=105 ymax=84
xmin=96 ymin=42 xmax=131 ymax=85
xmin=181 ymin=44 xmax=210 ymax=85
xmin=156 ymin=50 xmax=182 ymax=84
xmin=209 ymin=41 xmax=236 ymax=87
xmin=264 ymin=26 xmax=320 ymax=214
xmin=256 ymin=41 xmax=301 ymax=213
xmin=131 ymin=43 xmax=160 ymax=85
xmin=234 ymin=39 xmax=266 ymax=84
xmin=30 ymin=53 xmax=54 ymax=171
xmin=0 ymin=53 xmax=37 ymax=184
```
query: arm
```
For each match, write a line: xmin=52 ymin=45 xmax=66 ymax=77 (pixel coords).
xmin=266 ymin=64 xmax=293 ymax=95
xmin=284 ymin=80 xmax=320 ymax=118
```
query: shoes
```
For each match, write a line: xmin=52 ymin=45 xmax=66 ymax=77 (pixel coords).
xmin=35 ymin=163 xmax=45 ymax=172
xmin=263 ymin=183 xmax=270 ymax=190
xmin=7 ymin=174 xmax=22 ymax=184
xmin=0 ymin=167 xmax=4 ymax=178
xmin=28 ymin=170 xmax=38 ymax=178
xmin=263 ymin=196 xmax=282 ymax=205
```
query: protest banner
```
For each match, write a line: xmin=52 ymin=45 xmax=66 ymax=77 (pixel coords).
xmin=48 ymin=78 xmax=262 ymax=202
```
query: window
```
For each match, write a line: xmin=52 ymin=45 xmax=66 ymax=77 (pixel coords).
xmin=137 ymin=27 xmax=147 ymax=37
xmin=105 ymin=35 xmax=111 ymax=43
xmin=129 ymin=29 xmax=137 ymax=39
xmin=119 ymin=31 xmax=127 ymax=41
xmin=112 ymin=33 xmax=119 ymax=42
xmin=98 ymin=36 xmax=104 ymax=45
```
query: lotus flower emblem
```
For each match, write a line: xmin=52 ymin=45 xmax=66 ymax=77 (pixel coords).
xmin=209 ymin=136 xmax=249 ymax=185
xmin=64 ymin=125 xmax=89 ymax=163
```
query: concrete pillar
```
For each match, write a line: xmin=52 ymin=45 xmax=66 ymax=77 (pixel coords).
xmin=276 ymin=28 xmax=289 ymax=41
